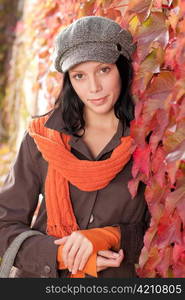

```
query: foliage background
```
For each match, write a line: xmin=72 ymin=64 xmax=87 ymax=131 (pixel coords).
xmin=0 ymin=0 xmax=185 ymax=277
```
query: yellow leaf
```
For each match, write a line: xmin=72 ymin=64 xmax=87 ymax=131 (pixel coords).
xmin=129 ymin=15 xmax=140 ymax=35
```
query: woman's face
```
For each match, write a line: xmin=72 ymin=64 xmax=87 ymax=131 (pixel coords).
xmin=68 ymin=61 xmax=121 ymax=116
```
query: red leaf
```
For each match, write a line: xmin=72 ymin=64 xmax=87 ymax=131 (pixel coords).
xmin=134 ymin=99 xmax=144 ymax=121
xmin=173 ymin=260 xmax=185 ymax=277
xmin=148 ymin=200 xmax=164 ymax=223
xmin=135 ymin=12 xmax=169 ymax=63
xmin=151 ymin=146 xmax=165 ymax=174
xmin=128 ymin=177 xmax=140 ymax=199
xmin=145 ymin=180 xmax=170 ymax=219
xmin=151 ymin=146 xmax=166 ymax=186
xmin=137 ymin=246 xmax=161 ymax=277
xmin=102 ymin=8 xmax=122 ymax=20
xmin=165 ymin=185 xmax=185 ymax=213
xmin=145 ymin=179 xmax=163 ymax=203
xmin=172 ymin=244 xmax=185 ymax=277
xmin=157 ymin=210 xmax=182 ymax=247
xmin=156 ymin=246 xmax=172 ymax=277
xmin=166 ymin=139 xmax=185 ymax=163
xmin=149 ymin=109 xmax=169 ymax=153
xmin=164 ymin=37 xmax=185 ymax=78
xmin=128 ymin=173 xmax=145 ymax=198
xmin=173 ymin=244 xmax=185 ymax=264
xmin=127 ymin=0 xmax=153 ymax=22
xmin=143 ymin=71 xmax=175 ymax=107
xmin=130 ymin=118 xmax=150 ymax=147
xmin=78 ymin=0 xmax=96 ymax=16
xmin=153 ymin=0 xmax=163 ymax=9
xmin=166 ymin=160 xmax=181 ymax=185
xmin=132 ymin=144 xmax=151 ymax=178
xmin=177 ymin=196 xmax=185 ymax=226
xmin=132 ymin=47 xmax=164 ymax=94
xmin=154 ymin=167 xmax=166 ymax=187
xmin=177 ymin=96 xmax=185 ymax=122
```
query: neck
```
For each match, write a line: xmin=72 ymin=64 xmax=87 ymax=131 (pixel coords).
xmin=84 ymin=109 xmax=119 ymax=130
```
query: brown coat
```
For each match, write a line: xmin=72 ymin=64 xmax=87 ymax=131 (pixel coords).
xmin=0 ymin=106 xmax=150 ymax=278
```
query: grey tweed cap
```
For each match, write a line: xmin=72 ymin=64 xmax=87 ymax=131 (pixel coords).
xmin=54 ymin=16 xmax=135 ymax=73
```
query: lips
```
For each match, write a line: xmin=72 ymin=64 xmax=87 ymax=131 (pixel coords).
xmin=88 ymin=96 xmax=107 ymax=101
xmin=88 ymin=96 xmax=108 ymax=106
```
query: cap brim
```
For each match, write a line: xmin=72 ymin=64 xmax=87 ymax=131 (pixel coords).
xmin=61 ymin=43 xmax=120 ymax=73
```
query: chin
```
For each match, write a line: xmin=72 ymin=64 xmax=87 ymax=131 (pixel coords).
xmin=93 ymin=107 xmax=114 ymax=115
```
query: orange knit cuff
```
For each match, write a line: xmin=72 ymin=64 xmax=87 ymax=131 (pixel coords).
xmin=56 ymin=226 xmax=120 ymax=278
xmin=80 ymin=226 xmax=121 ymax=253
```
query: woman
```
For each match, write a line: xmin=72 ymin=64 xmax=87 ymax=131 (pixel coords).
xmin=0 ymin=16 xmax=150 ymax=278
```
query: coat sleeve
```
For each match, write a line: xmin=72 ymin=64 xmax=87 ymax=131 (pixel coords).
xmin=0 ymin=131 xmax=58 ymax=278
xmin=119 ymin=204 xmax=151 ymax=264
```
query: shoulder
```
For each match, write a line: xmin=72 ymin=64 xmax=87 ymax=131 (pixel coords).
xmin=22 ymin=131 xmax=48 ymax=183
xmin=23 ymin=130 xmax=44 ymax=161
xmin=28 ymin=114 xmax=50 ymax=133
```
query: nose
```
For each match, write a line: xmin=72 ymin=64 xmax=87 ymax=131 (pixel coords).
xmin=88 ymin=75 xmax=102 ymax=93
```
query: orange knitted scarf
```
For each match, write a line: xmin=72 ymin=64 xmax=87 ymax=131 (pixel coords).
xmin=28 ymin=115 xmax=135 ymax=238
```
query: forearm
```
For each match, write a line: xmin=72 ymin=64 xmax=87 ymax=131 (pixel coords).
xmin=56 ymin=226 xmax=121 ymax=277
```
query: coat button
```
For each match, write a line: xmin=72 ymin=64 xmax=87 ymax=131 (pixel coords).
xmin=89 ymin=214 xmax=94 ymax=224
xmin=44 ymin=265 xmax=51 ymax=274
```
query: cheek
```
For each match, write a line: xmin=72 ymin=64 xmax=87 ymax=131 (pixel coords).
xmin=116 ymin=78 xmax=122 ymax=96
xmin=71 ymin=81 xmax=84 ymax=97
xmin=71 ymin=82 xmax=88 ymax=103
xmin=107 ymin=75 xmax=121 ymax=97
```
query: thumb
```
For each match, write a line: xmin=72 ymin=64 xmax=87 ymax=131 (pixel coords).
xmin=118 ymin=249 xmax=124 ymax=258
xmin=54 ymin=236 xmax=68 ymax=245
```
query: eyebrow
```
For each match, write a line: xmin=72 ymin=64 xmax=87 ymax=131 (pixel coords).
xmin=69 ymin=62 xmax=109 ymax=73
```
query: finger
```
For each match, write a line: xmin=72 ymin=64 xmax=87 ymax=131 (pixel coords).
xmin=118 ymin=249 xmax=124 ymax=259
xmin=98 ymin=250 xmax=120 ymax=259
xmin=97 ymin=250 xmax=124 ymax=270
xmin=77 ymin=247 xmax=93 ymax=273
xmin=97 ymin=257 xmax=121 ymax=268
xmin=67 ymin=241 xmax=81 ymax=272
xmin=71 ymin=246 xmax=89 ymax=274
xmin=54 ymin=236 xmax=68 ymax=245
xmin=62 ymin=238 xmax=76 ymax=268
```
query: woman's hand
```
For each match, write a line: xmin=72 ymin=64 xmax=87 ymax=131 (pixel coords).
xmin=96 ymin=249 xmax=124 ymax=272
xmin=54 ymin=231 xmax=93 ymax=274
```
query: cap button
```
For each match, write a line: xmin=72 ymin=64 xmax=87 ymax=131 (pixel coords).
xmin=116 ymin=43 xmax=122 ymax=51
xmin=89 ymin=214 xmax=94 ymax=224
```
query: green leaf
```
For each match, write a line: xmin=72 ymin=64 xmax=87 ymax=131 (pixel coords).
xmin=133 ymin=47 xmax=164 ymax=94
xmin=164 ymin=120 xmax=185 ymax=153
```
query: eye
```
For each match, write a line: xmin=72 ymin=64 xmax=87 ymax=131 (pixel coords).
xmin=100 ymin=66 xmax=111 ymax=74
xmin=72 ymin=73 xmax=84 ymax=80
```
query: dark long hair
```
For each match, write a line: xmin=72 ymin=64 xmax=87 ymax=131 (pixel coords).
xmin=47 ymin=55 xmax=134 ymax=137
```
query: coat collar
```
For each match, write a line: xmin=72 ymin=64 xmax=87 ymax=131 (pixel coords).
xmin=44 ymin=104 xmax=130 ymax=160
